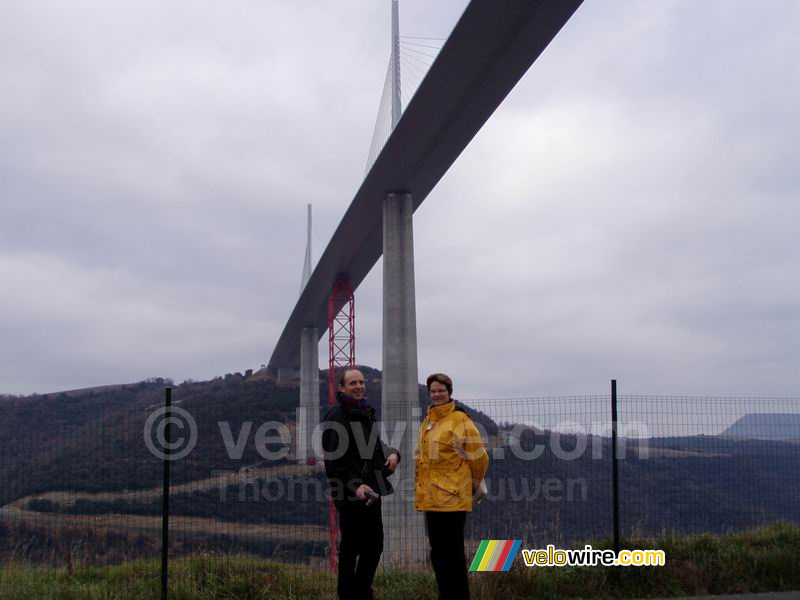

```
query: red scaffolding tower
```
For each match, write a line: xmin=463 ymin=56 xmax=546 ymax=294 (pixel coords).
xmin=326 ymin=275 xmax=355 ymax=571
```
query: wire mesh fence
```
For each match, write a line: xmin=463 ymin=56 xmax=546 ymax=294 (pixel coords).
xmin=1 ymin=376 xmax=798 ymax=595
xmin=0 ymin=385 xmax=164 ymax=577
xmin=618 ymin=395 xmax=800 ymax=538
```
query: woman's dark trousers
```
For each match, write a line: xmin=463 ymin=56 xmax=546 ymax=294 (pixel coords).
xmin=425 ymin=511 xmax=469 ymax=600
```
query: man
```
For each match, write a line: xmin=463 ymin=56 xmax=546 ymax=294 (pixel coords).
xmin=322 ymin=368 xmax=400 ymax=600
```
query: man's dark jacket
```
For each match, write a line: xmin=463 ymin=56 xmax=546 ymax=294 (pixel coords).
xmin=322 ymin=392 xmax=400 ymax=507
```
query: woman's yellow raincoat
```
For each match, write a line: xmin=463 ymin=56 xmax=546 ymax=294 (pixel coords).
xmin=415 ymin=401 xmax=489 ymax=512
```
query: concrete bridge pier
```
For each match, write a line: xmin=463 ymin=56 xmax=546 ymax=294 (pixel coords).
xmin=297 ymin=326 xmax=320 ymax=463
xmin=381 ymin=191 xmax=425 ymax=565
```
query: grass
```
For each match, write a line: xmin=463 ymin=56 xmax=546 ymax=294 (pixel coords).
xmin=481 ymin=522 xmax=800 ymax=600
xmin=1 ymin=523 xmax=799 ymax=599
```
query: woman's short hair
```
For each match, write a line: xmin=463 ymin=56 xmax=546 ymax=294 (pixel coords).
xmin=426 ymin=373 xmax=453 ymax=395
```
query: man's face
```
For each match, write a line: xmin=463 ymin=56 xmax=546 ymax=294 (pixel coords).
xmin=339 ymin=369 xmax=365 ymax=401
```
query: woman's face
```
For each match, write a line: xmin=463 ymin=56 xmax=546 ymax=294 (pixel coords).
xmin=429 ymin=381 xmax=450 ymax=406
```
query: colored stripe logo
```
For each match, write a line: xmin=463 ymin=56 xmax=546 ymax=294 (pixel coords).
xmin=469 ymin=540 xmax=522 ymax=571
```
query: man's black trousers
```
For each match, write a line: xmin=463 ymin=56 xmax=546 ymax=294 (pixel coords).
xmin=425 ymin=511 xmax=469 ymax=600
xmin=337 ymin=500 xmax=383 ymax=600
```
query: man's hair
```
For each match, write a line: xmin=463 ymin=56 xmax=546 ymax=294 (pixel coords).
xmin=426 ymin=373 xmax=453 ymax=395
xmin=337 ymin=367 xmax=362 ymax=388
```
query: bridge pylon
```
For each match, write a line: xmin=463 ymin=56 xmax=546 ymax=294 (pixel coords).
xmin=297 ymin=204 xmax=320 ymax=467
xmin=381 ymin=192 xmax=426 ymax=565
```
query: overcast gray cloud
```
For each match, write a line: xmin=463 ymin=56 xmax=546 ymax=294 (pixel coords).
xmin=1 ymin=0 xmax=798 ymax=401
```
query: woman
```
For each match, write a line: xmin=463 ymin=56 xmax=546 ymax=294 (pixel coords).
xmin=415 ymin=373 xmax=489 ymax=600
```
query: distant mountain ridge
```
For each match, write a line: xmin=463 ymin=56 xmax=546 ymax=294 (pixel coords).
xmin=721 ymin=413 xmax=800 ymax=441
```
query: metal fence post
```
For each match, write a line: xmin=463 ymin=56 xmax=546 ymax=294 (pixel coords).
xmin=161 ymin=387 xmax=172 ymax=600
xmin=611 ymin=379 xmax=620 ymax=554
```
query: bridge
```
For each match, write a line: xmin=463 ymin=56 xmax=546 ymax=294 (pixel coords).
xmin=267 ymin=0 xmax=585 ymax=564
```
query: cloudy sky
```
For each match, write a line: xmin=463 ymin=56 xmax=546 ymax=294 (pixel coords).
xmin=2 ymin=0 xmax=798 ymax=400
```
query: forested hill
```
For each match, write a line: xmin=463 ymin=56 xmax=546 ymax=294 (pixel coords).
xmin=0 ymin=368 xmax=498 ymax=505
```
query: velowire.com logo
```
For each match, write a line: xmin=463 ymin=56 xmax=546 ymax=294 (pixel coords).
xmin=470 ymin=540 xmax=666 ymax=571
xmin=469 ymin=540 xmax=522 ymax=572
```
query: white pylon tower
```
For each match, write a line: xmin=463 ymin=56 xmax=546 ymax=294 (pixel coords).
xmin=300 ymin=203 xmax=312 ymax=293
xmin=391 ymin=0 xmax=402 ymax=128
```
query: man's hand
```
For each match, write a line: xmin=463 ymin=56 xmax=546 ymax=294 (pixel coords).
xmin=384 ymin=453 xmax=399 ymax=473
xmin=355 ymin=484 xmax=374 ymax=501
